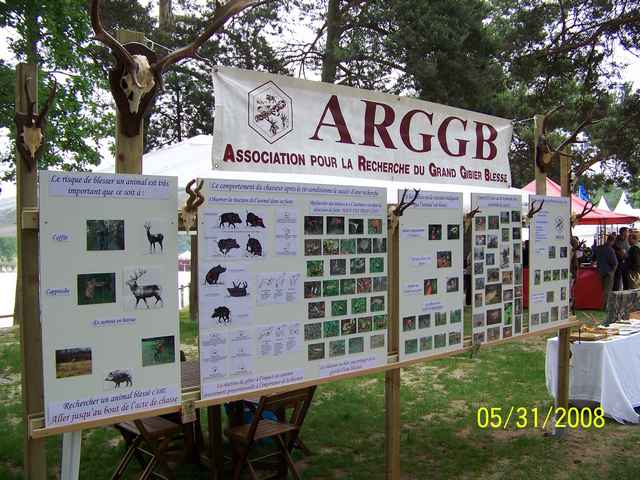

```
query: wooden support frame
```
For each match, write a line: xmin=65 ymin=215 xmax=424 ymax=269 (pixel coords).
xmin=534 ymin=113 xmax=572 ymax=438
xmin=16 ymin=63 xmax=48 ymax=479
xmin=28 ymin=318 xmax=580 ymax=439
xmin=385 ymin=212 xmax=401 ymax=480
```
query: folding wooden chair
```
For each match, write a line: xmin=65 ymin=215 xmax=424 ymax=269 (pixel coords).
xmin=224 ymin=386 xmax=317 ymax=480
xmin=112 ymin=416 xmax=184 ymax=480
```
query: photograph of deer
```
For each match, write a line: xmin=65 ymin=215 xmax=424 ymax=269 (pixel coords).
xmin=123 ymin=267 xmax=164 ymax=310
xmin=143 ymin=220 xmax=164 ymax=254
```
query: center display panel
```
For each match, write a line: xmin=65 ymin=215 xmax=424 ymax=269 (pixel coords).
xmin=197 ymin=179 xmax=389 ymax=400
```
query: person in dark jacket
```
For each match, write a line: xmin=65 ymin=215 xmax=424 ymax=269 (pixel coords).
xmin=626 ymin=234 xmax=640 ymax=289
xmin=594 ymin=234 xmax=618 ymax=310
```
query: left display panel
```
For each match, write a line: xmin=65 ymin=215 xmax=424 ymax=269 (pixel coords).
xmin=39 ymin=171 xmax=180 ymax=428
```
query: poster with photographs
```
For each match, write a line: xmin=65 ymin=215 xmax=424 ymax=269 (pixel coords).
xmin=471 ymin=193 xmax=524 ymax=344
xmin=528 ymin=195 xmax=571 ymax=331
xmin=39 ymin=171 xmax=180 ymax=428
xmin=198 ymin=179 xmax=388 ymax=401
xmin=398 ymin=191 xmax=464 ymax=361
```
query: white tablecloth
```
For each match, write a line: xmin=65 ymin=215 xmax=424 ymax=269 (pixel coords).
xmin=546 ymin=333 xmax=640 ymax=424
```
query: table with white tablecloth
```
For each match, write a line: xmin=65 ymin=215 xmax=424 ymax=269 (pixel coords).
xmin=546 ymin=333 xmax=640 ymax=424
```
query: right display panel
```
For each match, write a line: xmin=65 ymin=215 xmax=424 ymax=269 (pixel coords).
xmin=528 ymin=195 xmax=571 ymax=330
xmin=471 ymin=193 xmax=524 ymax=344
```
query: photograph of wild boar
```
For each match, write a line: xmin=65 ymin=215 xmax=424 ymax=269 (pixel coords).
xmin=103 ymin=369 xmax=133 ymax=390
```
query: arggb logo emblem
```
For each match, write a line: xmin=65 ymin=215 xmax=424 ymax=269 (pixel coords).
xmin=248 ymin=81 xmax=293 ymax=144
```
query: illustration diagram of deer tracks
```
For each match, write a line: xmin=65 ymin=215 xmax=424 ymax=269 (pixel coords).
xmin=256 ymin=272 xmax=301 ymax=305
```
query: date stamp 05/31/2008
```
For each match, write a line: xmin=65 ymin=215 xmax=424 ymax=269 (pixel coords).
xmin=476 ymin=406 xmax=605 ymax=430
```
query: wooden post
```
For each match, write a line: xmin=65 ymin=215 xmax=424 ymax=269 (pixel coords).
xmin=190 ymin=234 xmax=198 ymax=322
xmin=16 ymin=63 xmax=48 ymax=479
xmin=555 ymin=150 xmax=572 ymax=437
xmin=384 ymin=214 xmax=400 ymax=480
xmin=533 ymin=114 xmax=547 ymax=196
xmin=115 ymin=30 xmax=145 ymax=173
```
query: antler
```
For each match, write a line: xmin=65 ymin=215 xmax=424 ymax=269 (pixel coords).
xmin=394 ymin=188 xmax=420 ymax=216
xmin=153 ymin=0 xmax=266 ymax=74
xmin=464 ymin=206 xmax=481 ymax=230
xmin=90 ymin=0 xmax=141 ymax=87
xmin=185 ymin=179 xmax=205 ymax=211
xmin=527 ymin=199 xmax=544 ymax=219
xmin=571 ymin=200 xmax=594 ymax=226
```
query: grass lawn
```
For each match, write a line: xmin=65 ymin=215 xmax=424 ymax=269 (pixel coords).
xmin=2 ymin=309 xmax=640 ymax=479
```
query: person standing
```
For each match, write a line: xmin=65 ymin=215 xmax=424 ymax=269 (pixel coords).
xmin=626 ymin=234 xmax=640 ymax=289
xmin=594 ymin=234 xmax=618 ymax=309
xmin=616 ymin=227 xmax=631 ymax=288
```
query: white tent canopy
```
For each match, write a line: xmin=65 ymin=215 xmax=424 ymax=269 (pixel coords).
xmin=98 ymin=135 xmax=528 ymax=209
xmin=596 ymin=196 xmax=610 ymax=211
xmin=613 ymin=193 xmax=640 ymax=227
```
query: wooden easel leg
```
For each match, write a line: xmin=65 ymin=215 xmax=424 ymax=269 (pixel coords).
xmin=384 ymin=368 xmax=401 ymax=480
xmin=208 ymin=405 xmax=224 ymax=480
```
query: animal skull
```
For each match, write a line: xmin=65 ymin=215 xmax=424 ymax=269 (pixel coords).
xmin=120 ymin=55 xmax=156 ymax=114
xmin=21 ymin=124 xmax=44 ymax=158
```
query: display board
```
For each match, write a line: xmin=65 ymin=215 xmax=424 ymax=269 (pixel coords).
xmin=197 ymin=179 xmax=389 ymax=400
xmin=398 ymin=191 xmax=464 ymax=360
xmin=39 ymin=171 xmax=180 ymax=428
xmin=470 ymin=194 xmax=524 ymax=344
xmin=212 ymin=66 xmax=513 ymax=188
xmin=528 ymin=195 xmax=571 ymax=330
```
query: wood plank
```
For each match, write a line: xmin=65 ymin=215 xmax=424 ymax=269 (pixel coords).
xmin=385 ymin=214 xmax=401 ymax=480
xmin=16 ymin=63 xmax=47 ymax=478
xmin=29 ymin=406 xmax=181 ymax=439
xmin=114 ymin=30 xmax=145 ymax=174
xmin=190 ymin=231 xmax=199 ymax=322
xmin=556 ymin=149 xmax=572 ymax=436
xmin=534 ymin=114 xmax=547 ymax=195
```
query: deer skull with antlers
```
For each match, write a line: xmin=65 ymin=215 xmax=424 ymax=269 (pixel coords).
xmin=14 ymin=77 xmax=57 ymax=171
xmin=90 ymin=0 xmax=265 ymax=137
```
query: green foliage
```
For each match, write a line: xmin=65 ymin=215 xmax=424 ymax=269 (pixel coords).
xmin=0 ymin=237 xmax=16 ymax=263
xmin=0 ymin=0 xmax=154 ymax=180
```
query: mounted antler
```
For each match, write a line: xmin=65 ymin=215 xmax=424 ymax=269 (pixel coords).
xmin=393 ymin=188 xmax=420 ymax=216
xmin=182 ymin=178 xmax=205 ymax=231
xmin=527 ymin=199 xmax=545 ymax=219
xmin=90 ymin=0 xmax=265 ymax=136
xmin=464 ymin=206 xmax=481 ymax=230
xmin=571 ymin=201 xmax=594 ymax=227
xmin=14 ymin=77 xmax=57 ymax=171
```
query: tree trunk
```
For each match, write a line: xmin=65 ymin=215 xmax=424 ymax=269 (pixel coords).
xmin=24 ymin=1 xmax=41 ymax=64
xmin=159 ymin=0 xmax=174 ymax=29
xmin=321 ymin=0 xmax=341 ymax=83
